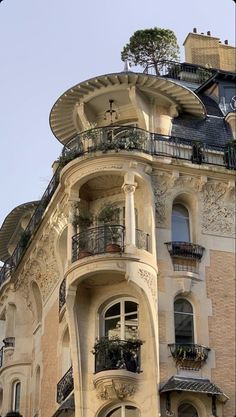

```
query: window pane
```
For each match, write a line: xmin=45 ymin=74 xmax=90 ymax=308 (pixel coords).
xmin=178 ymin=403 xmax=198 ymax=417
xmin=175 ymin=312 xmax=194 ymax=344
xmin=107 ymin=407 xmax=121 ymax=417
xmin=105 ymin=303 xmax=120 ymax=318
xmin=125 ymin=313 xmax=138 ymax=339
xmin=172 ymin=204 xmax=190 ymax=242
xmin=174 ymin=299 xmax=193 ymax=314
xmin=105 ymin=317 xmax=121 ymax=338
xmin=125 ymin=301 xmax=138 ymax=314
xmin=126 ymin=406 xmax=140 ymax=416
xmin=13 ymin=382 xmax=21 ymax=412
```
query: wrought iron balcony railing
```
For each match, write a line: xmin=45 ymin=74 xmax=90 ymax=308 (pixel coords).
xmin=165 ymin=242 xmax=205 ymax=260
xmin=143 ymin=60 xmax=216 ymax=84
xmin=168 ymin=343 xmax=210 ymax=370
xmin=62 ymin=125 xmax=230 ymax=169
xmin=93 ymin=338 xmax=142 ymax=374
xmin=59 ymin=278 xmax=66 ymax=312
xmin=0 ymin=347 xmax=3 ymax=368
xmin=72 ymin=225 xmax=125 ymax=261
xmin=57 ymin=366 xmax=74 ymax=404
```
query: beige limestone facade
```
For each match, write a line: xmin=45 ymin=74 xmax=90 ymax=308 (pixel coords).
xmin=0 ymin=36 xmax=235 ymax=417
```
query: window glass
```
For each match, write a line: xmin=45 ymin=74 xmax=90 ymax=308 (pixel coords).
xmin=172 ymin=204 xmax=190 ymax=242
xmin=103 ymin=300 xmax=138 ymax=340
xmin=106 ymin=405 xmax=140 ymax=417
xmin=12 ymin=381 xmax=21 ymax=412
xmin=174 ymin=299 xmax=194 ymax=344
xmin=178 ymin=403 xmax=198 ymax=417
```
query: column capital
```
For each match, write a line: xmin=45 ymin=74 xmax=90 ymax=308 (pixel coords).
xmin=122 ymin=182 xmax=137 ymax=194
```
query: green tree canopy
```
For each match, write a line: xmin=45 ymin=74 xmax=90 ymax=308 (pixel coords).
xmin=121 ymin=27 xmax=180 ymax=75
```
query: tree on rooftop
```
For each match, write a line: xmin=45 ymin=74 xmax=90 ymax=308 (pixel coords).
xmin=121 ymin=27 xmax=180 ymax=75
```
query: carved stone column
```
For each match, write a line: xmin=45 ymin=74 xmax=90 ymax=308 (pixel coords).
xmin=122 ymin=173 xmax=137 ymax=251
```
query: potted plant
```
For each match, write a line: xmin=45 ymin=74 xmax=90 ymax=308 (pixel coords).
xmin=98 ymin=203 xmax=122 ymax=252
xmin=224 ymin=139 xmax=236 ymax=169
xmin=72 ymin=205 xmax=94 ymax=259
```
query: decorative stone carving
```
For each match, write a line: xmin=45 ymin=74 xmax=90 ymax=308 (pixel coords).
xmin=138 ymin=268 xmax=156 ymax=297
xmin=152 ymin=172 xmax=171 ymax=225
xmin=201 ymin=182 xmax=235 ymax=236
xmin=94 ymin=376 xmax=138 ymax=400
xmin=15 ymin=226 xmax=60 ymax=305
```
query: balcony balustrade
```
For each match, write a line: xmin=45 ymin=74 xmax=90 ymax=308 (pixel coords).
xmin=57 ymin=366 xmax=74 ymax=404
xmin=59 ymin=278 xmax=66 ymax=312
xmin=168 ymin=343 xmax=210 ymax=370
xmin=72 ymin=225 xmax=125 ymax=261
xmin=93 ymin=338 xmax=142 ymax=374
xmin=0 ymin=124 xmax=233 ymax=289
xmin=165 ymin=241 xmax=205 ymax=273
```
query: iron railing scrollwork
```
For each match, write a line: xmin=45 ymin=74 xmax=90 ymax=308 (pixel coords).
xmin=93 ymin=338 xmax=142 ymax=374
xmin=59 ymin=278 xmax=66 ymax=312
xmin=168 ymin=343 xmax=210 ymax=370
xmin=57 ymin=366 xmax=74 ymax=403
xmin=72 ymin=225 xmax=125 ymax=261
xmin=165 ymin=242 xmax=205 ymax=260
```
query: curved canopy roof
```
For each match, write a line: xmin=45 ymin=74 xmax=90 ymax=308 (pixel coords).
xmin=0 ymin=201 xmax=38 ymax=262
xmin=50 ymin=72 xmax=206 ymax=145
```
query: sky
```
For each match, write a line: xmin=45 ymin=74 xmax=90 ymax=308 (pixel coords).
xmin=0 ymin=0 xmax=235 ymax=227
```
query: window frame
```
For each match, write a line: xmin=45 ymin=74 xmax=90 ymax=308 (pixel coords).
xmin=172 ymin=203 xmax=191 ymax=243
xmin=178 ymin=402 xmax=198 ymax=417
xmin=104 ymin=404 xmax=140 ymax=417
xmin=174 ymin=298 xmax=195 ymax=345
xmin=100 ymin=297 xmax=139 ymax=340
xmin=11 ymin=380 xmax=21 ymax=412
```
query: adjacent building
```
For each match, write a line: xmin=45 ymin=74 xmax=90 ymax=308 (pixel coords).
xmin=0 ymin=31 xmax=235 ymax=417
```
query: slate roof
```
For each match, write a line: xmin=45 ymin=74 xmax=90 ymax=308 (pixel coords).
xmin=160 ymin=376 xmax=228 ymax=403
xmin=52 ymin=394 xmax=75 ymax=417
xmin=171 ymin=113 xmax=232 ymax=147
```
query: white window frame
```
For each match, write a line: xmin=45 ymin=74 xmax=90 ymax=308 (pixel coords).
xmin=12 ymin=380 xmax=21 ymax=412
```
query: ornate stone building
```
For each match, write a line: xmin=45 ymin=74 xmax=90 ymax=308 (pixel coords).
xmin=0 ymin=32 xmax=235 ymax=417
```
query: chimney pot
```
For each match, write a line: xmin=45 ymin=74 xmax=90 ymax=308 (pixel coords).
xmin=225 ymin=40 xmax=228 ymax=45
xmin=207 ymin=31 xmax=211 ymax=36
xmin=193 ymin=27 xmax=197 ymax=33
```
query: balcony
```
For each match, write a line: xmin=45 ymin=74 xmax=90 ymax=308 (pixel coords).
xmin=168 ymin=343 xmax=210 ymax=370
xmin=93 ymin=337 xmax=142 ymax=374
xmin=57 ymin=366 xmax=74 ymax=404
xmin=165 ymin=241 xmax=205 ymax=273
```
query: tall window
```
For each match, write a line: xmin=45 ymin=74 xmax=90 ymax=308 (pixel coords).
xmin=172 ymin=204 xmax=190 ymax=242
xmin=106 ymin=405 xmax=140 ymax=417
xmin=12 ymin=380 xmax=21 ymax=412
xmin=102 ymin=299 xmax=138 ymax=340
xmin=174 ymin=299 xmax=194 ymax=344
xmin=178 ymin=403 xmax=198 ymax=417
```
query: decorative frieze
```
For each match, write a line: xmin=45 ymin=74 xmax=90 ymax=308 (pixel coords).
xmin=201 ymin=182 xmax=235 ymax=236
xmin=138 ymin=268 xmax=156 ymax=297
xmin=94 ymin=374 xmax=138 ymax=401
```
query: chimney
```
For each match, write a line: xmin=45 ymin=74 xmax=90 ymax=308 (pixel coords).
xmin=224 ymin=40 xmax=228 ymax=45
xmin=207 ymin=31 xmax=211 ymax=36
xmin=193 ymin=28 xmax=197 ymax=33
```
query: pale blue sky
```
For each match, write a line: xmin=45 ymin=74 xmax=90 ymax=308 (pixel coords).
xmin=0 ymin=0 xmax=235 ymax=226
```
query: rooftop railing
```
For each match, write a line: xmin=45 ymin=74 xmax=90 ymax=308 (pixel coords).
xmin=143 ymin=60 xmax=216 ymax=84
xmin=0 ymin=126 xmax=234 ymax=289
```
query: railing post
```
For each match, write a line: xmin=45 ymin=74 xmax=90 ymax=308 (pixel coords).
xmin=122 ymin=173 xmax=137 ymax=251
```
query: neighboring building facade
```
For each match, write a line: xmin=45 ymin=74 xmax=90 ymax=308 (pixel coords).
xmin=0 ymin=32 xmax=235 ymax=417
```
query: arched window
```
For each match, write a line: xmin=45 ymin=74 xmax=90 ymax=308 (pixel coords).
xmin=105 ymin=405 xmax=140 ymax=417
xmin=31 ymin=281 xmax=42 ymax=324
xmin=172 ymin=204 xmax=190 ymax=242
xmin=178 ymin=403 xmax=198 ymax=417
xmin=102 ymin=299 xmax=138 ymax=340
xmin=174 ymin=299 xmax=194 ymax=344
xmin=12 ymin=380 xmax=21 ymax=412
xmin=61 ymin=327 xmax=71 ymax=375
xmin=34 ymin=366 xmax=40 ymax=414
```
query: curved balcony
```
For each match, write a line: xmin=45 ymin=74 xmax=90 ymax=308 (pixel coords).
xmin=168 ymin=343 xmax=210 ymax=370
xmin=57 ymin=366 xmax=74 ymax=404
xmin=72 ymin=225 xmax=125 ymax=261
xmin=93 ymin=338 xmax=142 ymax=374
